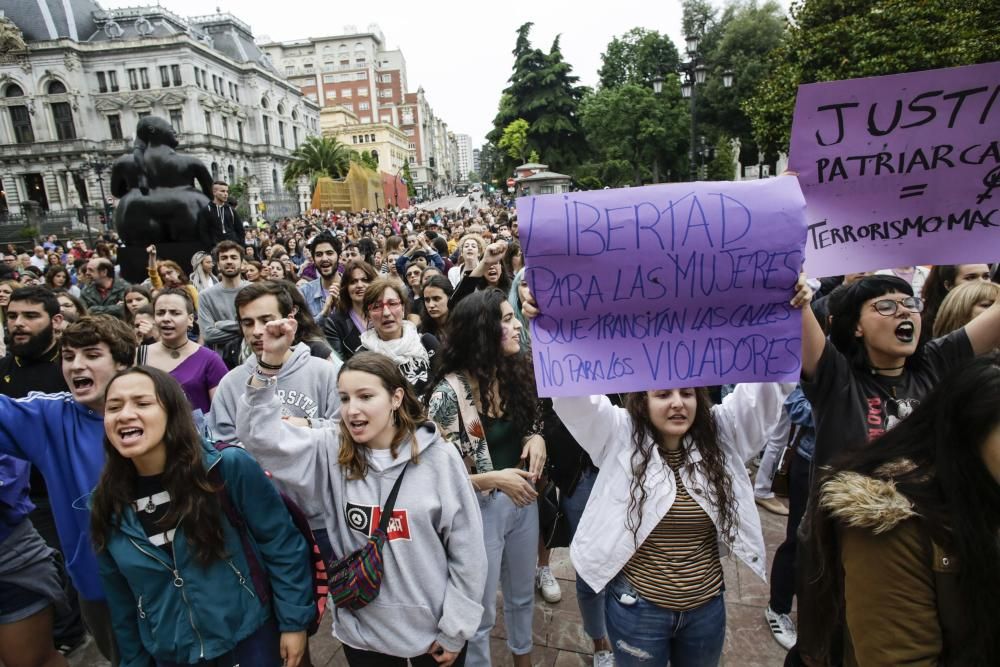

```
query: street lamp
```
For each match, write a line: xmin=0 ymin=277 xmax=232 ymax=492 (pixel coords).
xmin=84 ymin=159 xmax=112 ymax=232
xmin=657 ymin=28 xmax=734 ymax=181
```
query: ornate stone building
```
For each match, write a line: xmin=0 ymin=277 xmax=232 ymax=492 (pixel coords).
xmin=0 ymin=2 xmax=319 ymax=225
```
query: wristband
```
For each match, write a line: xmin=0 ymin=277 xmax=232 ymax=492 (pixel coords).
xmin=257 ymin=358 xmax=283 ymax=371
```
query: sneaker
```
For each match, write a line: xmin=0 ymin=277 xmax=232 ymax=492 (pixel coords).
xmin=765 ymin=605 xmax=797 ymax=650
xmin=536 ymin=565 xmax=562 ymax=603
xmin=756 ymin=496 xmax=789 ymax=516
xmin=593 ymin=649 xmax=615 ymax=667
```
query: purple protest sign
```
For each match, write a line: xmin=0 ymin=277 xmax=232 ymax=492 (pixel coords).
xmin=789 ymin=62 xmax=1000 ymax=278
xmin=518 ymin=178 xmax=807 ymax=397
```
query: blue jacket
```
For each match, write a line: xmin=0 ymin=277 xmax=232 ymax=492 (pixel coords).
xmin=0 ymin=454 xmax=33 ymax=544
xmin=97 ymin=443 xmax=313 ymax=667
xmin=785 ymin=386 xmax=816 ymax=462
xmin=0 ymin=392 xmax=107 ymax=600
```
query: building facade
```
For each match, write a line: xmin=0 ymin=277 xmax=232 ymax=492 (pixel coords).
xmin=0 ymin=2 xmax=319 ymax=221
xmin=455 ymin=133 xmax=472 ymax=182
xmin=319 ymin=106 xmax=409 ymax=177
xmin=263 ymin=26 xmax=461 ymax=199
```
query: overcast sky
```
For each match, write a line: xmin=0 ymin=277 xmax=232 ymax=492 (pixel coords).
xmin=116 ymin=0 xmax=788 ymax=147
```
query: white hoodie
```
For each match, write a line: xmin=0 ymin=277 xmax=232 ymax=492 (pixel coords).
xmin=236 ymin=383 xmax=487 ymax=657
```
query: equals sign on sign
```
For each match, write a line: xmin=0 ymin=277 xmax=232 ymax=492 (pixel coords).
xmin=899 ymin=184 xmax=927 ymax=199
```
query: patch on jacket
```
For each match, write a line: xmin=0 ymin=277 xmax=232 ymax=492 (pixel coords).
xmin=345 ymin=502 xmax=411 ymax=541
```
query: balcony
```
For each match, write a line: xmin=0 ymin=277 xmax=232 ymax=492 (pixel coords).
xmin=0 ymin=138 xmax=100 ymax=159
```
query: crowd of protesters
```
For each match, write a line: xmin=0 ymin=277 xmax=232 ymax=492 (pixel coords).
xmin=0 ymin=186 xmax=998 ymax=667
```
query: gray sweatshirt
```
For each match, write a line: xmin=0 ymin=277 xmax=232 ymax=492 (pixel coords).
xmin=236 ymin=383 xmax=486 ymax=657
xmin=197 ymin=281 xmax=247 ymax=350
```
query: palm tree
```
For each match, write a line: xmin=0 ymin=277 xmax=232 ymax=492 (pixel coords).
xmin=283 ymin=136 xmax=353 ymax=189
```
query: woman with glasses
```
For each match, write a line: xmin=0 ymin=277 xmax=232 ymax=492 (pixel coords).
xmin=793 ymin=274 xmax=1000 ymax=663
xmin=359 ymin=277 xmax=439 ymax=396
xmin=323 ymin=260 xmax=377 ymax=361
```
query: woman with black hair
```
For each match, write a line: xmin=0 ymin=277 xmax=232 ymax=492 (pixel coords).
xmin=420 ymin=275 xmax=453 ymax=341
xmin=323 ymin=260 xmax=377 ymax=361
xmin=91 ymin=367 xmax=313 ymax=667
xmin=426 ymin=289 xmax=545 ymax=667
xmin=800 ymin=354 xmax=1000 ymax=666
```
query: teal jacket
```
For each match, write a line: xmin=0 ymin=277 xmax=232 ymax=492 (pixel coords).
xmin=96 ymin=442 xmax=313 ymax=667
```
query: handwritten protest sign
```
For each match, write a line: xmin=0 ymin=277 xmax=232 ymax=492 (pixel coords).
xmin=518 ymin=178 xmax=807 ymax=397
xmin=789 ymin=61 xmax=1000 ymax=278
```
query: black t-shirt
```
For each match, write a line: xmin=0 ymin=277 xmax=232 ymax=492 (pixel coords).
xmin=803 ymin=329 xmax=973 ymax=466
xmin=133 ymin=473 xmax=175 ymax=555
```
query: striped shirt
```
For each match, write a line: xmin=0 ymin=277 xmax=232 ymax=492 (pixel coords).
xmin=622 ymin=447 xmax=724 ymax=610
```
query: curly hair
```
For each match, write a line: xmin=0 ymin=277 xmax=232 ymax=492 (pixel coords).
xmin=90 ymin=367 xmax=227 ymax=565
xmin=622 ymin=388 xmax=738 ymax=550
xmin=425 ymin=288 xmax=538 ymax=437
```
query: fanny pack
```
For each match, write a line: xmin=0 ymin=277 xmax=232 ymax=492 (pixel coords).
xmin=329 ymin=464 xmax=408 ymax=610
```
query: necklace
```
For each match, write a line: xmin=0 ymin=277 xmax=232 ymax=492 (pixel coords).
xmin=161 ymin=340 xmax=189 ymax=359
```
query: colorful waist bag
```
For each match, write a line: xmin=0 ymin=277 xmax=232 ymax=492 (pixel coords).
xmin=329 ymin=464 xmax=409 ymax=610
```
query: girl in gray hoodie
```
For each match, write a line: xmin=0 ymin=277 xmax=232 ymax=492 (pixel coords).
xmin=236 ymin=318 xmax=486 ymax=667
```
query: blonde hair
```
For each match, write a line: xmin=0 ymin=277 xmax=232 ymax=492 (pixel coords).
xmin=457 ymin=233 xmax=486 ymax=258
xmin=933 ymin=280 xmax=1000 ymax=337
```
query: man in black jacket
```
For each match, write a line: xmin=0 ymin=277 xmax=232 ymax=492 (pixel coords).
xmin=198 ymin=180 xmax=245 ymax=250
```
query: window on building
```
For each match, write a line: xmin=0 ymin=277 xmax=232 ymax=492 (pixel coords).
xmin=171 ymin=64 xmax=182 ymax=86
xmin=169 ymin=109 xmax=183 ymax=131
xmin=293 ymin=126 xmax=298 ymax=148
xmin=358 ymin=87 xmax=368 ymax=96
xmin=237 ymin=120 xmax=244 ymax=142
xmin=380 ymin=115 xmax=391 ymax=123
xmin=108 ymin=114 xmax=122 ymax=140
xmin=204 ymin=111 xmax=212 ymax=133
xmin=380 ymin=89 xmax=393 ymax=98
xmin=195 ymin=69 xmax=201 ymax=87
xmin=159 ymin=66 xmax=170 ymax=87
xmin=355 ymin=58 xmax=366 ymax=67
xmin=201 ymin=69 xmax=207 ymax=88
xmin=343 ymin=103 xmax=353 ymax=112
xmin=306 ymin=93 xmax=318 ymax=102
xmin=286 ymin=66 xmax=294 ymax=75
xmin=108 ymin=71 xmax=119 ymax=92
xmin=355 ymin=71 xmax=367 ymax=80
xmin=304 ymin=62 xmax=314 ymax=70
xmin=9 ymin=105 xmax=33 ymax=143
xmin=402 ymin=111 xmax=414 ymax=124
xmin=352 ymin=136 xmax=358 ymax=144
xmin=408 ymin=142 xmax=415 ymax=150
xmin=234 ymin=84 xmax=239 ymax=101
xmin=51 ymin=102 xmax=75 ymax=140
xmin=358 ymin=102 xmax=369 ymax=111
xmin=409 ymin=156 xmax=415 ymax=165
xmin=48 ymin=80 xmax=67 ymax=94
xmin=404 ymin=128 xmax=415 ymax=136
xmin=323 ymin=74 xmax=335 ymax=83
xmin=213 ymin=76 xmax=220 ymax=95
xmin=222 ymin=116 xmax=229 ymax=139
xmin=263 ymin=115 xmax=271 ymax=144
xmin=278 ymin=120 xmax=286 ymax=148
xmin=97 ymin=71 xmax=108 ymax=93
xmin=139 ymin=68 xmax=150 ymax=89
xmin=342 ymin=88 xmax=352 ymax=98
xmin=380 ymin=73 xmax=392 ymax=83
xmin=127 ymin=69 xmax=138 ymax=91
xmin=138 ymin=111 xmax=151 ymax=119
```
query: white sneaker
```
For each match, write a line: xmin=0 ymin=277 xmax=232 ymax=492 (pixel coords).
xmin=765 ymin=605 xmax=797 ymax=650
xmin=593 ymin=649 xmax=615 ymax=667
xmin=535 ymin=565 xmax=562 ymax=603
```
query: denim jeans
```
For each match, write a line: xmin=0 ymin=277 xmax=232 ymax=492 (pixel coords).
xmin=605 ymin=575 xmax=726 ymax=667
xmin=560 ymin=467 xmax=608 ymax=642
xmin=467 ymin=491 xmax=538 ymax=666
xmin=155 ymin=616 xmax=280 ymax=666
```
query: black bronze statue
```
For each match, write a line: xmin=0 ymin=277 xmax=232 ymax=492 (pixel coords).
xmin=110 ymin=116 xmax=214 ymax=245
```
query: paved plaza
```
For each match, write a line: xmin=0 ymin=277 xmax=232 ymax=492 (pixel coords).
xmin=69 ymin=501 xmax=790 ymax=666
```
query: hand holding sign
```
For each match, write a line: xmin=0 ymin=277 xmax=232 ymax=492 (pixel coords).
xmin=518 ymin=178 xmax=808 ymax=396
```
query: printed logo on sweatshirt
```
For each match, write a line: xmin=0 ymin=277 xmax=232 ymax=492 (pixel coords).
xmin=345 ymin=502 xmax=411 ymax=541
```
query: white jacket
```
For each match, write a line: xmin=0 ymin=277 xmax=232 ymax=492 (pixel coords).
xmin=553 ymin=382 xmax=794 ymax=593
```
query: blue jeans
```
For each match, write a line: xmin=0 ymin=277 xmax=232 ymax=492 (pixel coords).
xmin=155 ymin=616 xmax=280 ymax=666
xmin=605 ymin=575 xmax=725 ymax=667
xmin=560 ymin=467 xmax=608 ymax=642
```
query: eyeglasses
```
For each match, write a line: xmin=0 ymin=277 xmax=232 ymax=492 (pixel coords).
xmin=870 ymin=296 xmax=924 ymax=316
xmin=367 ymin=299 xmax=403 ymax=314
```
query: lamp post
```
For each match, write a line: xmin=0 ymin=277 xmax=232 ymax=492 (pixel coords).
xmin=84 ymin=159 xmax=112 ymax=232
xmin=654 ymin=30 xmax=734 ymax=182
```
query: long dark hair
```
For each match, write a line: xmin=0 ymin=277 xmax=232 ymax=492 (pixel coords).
xmin=622 ymin=389 xmax=737 ymax=548
xmin=337 ymin=260 xmax=378 ymax=315
xmin=803 ymin=353 xmax=1000 ymax=664
xmin=419 ymin=275 xmax=453 ymax=338
xmin=90 ymin=367 xmax=227 ymax=565
xmin=425 ymin=288 xmax=538 ymax=436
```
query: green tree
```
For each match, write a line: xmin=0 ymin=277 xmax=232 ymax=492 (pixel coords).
xmin=283 ymin=135 xmax=353 ymax=189
xmin=401 ymin=161 xmax=416 ymax=197
xmin=746 ymin=0 xmax=1000 ymax=154
xmin=488 ymin=24 xmax=587 ymax=175
xmin=498 ymin=119 xmax=530 ymax=163
xmin=598 ymin=28 xmax=681 ymax=90
xmin=706 ymin=136 xmax=738 ymax=180
xmin=580 ymin=81 xmax=688 ymax=187
xmin=467 ymin=170 xmax=480 ymax=182
xmin=351 ymin=150 xmax=379 ymax=171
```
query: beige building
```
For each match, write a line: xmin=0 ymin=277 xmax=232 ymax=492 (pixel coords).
xmin=320 ymin=106 xmax=409 ymax=175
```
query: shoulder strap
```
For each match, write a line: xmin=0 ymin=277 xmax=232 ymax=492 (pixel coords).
xmin=377 ymin=464 xmax=408 ymax=533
